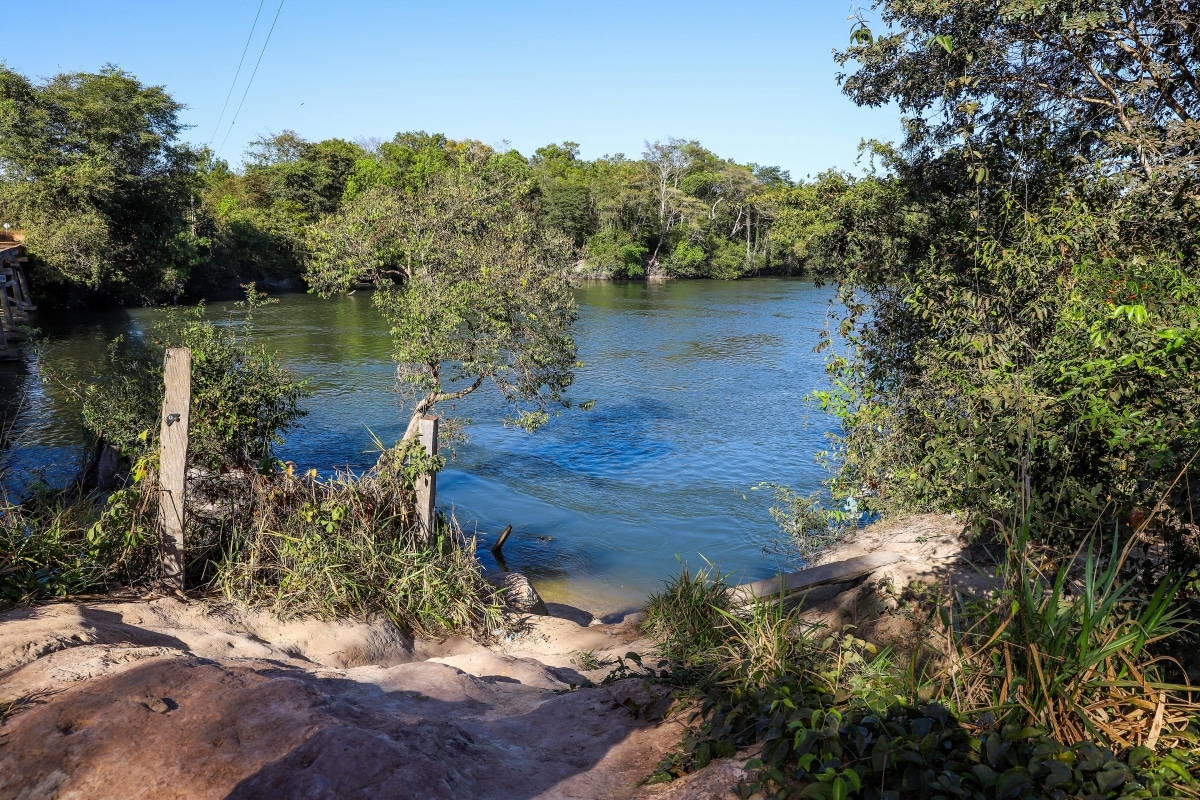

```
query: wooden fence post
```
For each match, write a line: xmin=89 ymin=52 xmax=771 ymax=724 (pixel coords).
xmin=157 ymin=348 xmax=192 ymax=589
xmin=415 ymin=415 xmax=439 ymax=543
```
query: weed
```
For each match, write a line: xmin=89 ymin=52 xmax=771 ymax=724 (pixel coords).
xmin=572 ymin=649 xmax=605 ymax=671
xmin=641 ymin=563 xmax=732 ymax=674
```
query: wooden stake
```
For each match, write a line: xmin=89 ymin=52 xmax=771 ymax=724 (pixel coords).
xmin=415 ymin=415 xmax=439 ymax=544
xmin=157 ymin=348 xmax=192 ymax=588
xmin=490 ymin=525 xmax=513 ymax=555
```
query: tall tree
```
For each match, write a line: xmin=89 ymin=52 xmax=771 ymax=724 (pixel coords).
xmin=823 ymin=1 xmax=1200 ymax=555
xmin=0 ymin=64 xmax=198 ymax=301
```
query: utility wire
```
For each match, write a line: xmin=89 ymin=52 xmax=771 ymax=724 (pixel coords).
xmin=207 ymin=0 xmax=266 ymax=149
xmin=215 ymin=0 xmax=286 ymax=160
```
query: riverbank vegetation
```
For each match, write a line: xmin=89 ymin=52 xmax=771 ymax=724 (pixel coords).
xmin=642 ymin=520 xmax=1200 ymax=797
xmin=638 ymin=1 xmax=1200 ymax=796
xmin=1 ymin=62 xmax=876 ymax=308
xmin=0 ymin=292 xmax=499 ymax=635
xmin=813 ymin=1 xmax=1200 ymax=558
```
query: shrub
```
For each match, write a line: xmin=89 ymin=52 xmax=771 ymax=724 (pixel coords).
xmin=943 ymin=525 xmax=1199 ymax=751
xmin=0 ymin=468 xmax=158 ymax=608
xmin=210 ymin=448 xmax=501 ymax=636
xmin=82 ymin=287 xmax=309 ymax=472
xmin=642 ymin=564 xmax=734 ymax=673
xmin=643 ymin=533 xmax=1200 ymax=797
xmin=820 ymin=191 xmax=1200 ymax=559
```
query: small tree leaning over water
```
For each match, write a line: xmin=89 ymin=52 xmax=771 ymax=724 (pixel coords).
xmin=306 ymin=149 xmax=579 ymax=440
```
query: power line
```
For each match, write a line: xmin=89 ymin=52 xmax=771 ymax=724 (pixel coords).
xmin=215 ymin=0 xmax=286 ymax=160
xmin=207 ymin=0 xmax=266 ymax=149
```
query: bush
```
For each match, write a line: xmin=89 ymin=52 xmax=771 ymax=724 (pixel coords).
xmin=3 ymin=292 xmax=497 ymax=638
xmin=642 ymin=564 xmax=734 ymax=673
xmin=821 ymin=189 xmax=1200 ymax=560
xmin=210 ymin=445 xmax=501 ymax=636
xmin=643 ymin=534 xmax=1200 ymax=798
xmin=82 ymin=287 xmax=309 ymax=472
xmin=0 ymin=470 xmax=158 ymax=608
xmin=943 ymin=524 xmax=1199 ymax=751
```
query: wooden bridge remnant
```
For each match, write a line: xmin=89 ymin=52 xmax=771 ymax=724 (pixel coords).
xmin=0 ymin=237 xmax=34 ymax=361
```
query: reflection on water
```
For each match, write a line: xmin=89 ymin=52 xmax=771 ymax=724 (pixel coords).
xmin=3 ymin=279 xmax=836 ymax=612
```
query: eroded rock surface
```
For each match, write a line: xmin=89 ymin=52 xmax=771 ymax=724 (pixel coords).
xmin=0 ymin=599 xmax=680 ymax=800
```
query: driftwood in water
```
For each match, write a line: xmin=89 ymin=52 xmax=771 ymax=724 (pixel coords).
xmin=491 ymin=525 xmax=513 ymax=554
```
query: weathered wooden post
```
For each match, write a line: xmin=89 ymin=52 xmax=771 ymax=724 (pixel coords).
xmin=0 ymin=272 xmax=17 ymax=330
xmin=157 ymin=348 xmax=192 ymax=589
xmin=11 ymin=261 xmax=34 ymax=311
xmin=415 ymin=415 xmax=439 ymax=543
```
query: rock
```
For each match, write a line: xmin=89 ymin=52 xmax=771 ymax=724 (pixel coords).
xmin=145 ymin=698 xmax=172 ymax=714
xmin=489 ymin=572 xmax=550 ymax=616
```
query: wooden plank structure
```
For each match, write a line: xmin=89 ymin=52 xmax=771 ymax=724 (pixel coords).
xmin=730 ymin=551 xmax=902 ymax=607
xmin=0 ymin=241 xmax=33 ymax=361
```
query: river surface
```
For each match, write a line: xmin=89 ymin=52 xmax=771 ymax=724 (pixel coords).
xmin=1 ymin=279 xmax=836 ymax=613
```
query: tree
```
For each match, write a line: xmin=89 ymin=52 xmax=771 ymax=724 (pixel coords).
xmin=306 ymin=150 xmax=578 ymax=441
xmin=0 ymin=64 xmax=198 ymax=301
xmin=839 ymin=1 xmax=1200 ymax=186
xmin=822 ymin=1 xmax=1200 ymax=557
xmin=531 ymin=142 xmax=595 ymax=249
xmin=243 ymin=131 xmax=364 ymax=218
xmin=642 ymin=138 xmax=692 ymax=270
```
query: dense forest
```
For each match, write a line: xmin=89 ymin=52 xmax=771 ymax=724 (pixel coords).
xmin=0 ymin=63 xmax=858 ymax=305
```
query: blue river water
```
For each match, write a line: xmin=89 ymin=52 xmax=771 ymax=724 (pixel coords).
xmin=1 ymin=278 xmax=837 ymax=613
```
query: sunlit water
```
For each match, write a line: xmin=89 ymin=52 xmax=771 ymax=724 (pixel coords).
xmin=1 ymin=279 xmax=837 ymax=613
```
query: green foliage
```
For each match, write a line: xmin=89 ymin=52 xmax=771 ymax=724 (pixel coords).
xmin=307 ymin=146 xmax=578 ymax=439
xmin=643 ymin=550 xmax=1200 ymax=798
xmin=944 ymin=525 xmax=1198 ymax=750
xmin=210 ymin=458 xmax=501 ymax=637
xmin=0 ymin=63 xmax=199 ymax=302
xmin=82 ymin=289 xmax=309 ymax=471
xmin=816 ymin=1 xmax=1200 ymax=558
xmin=0 ymin=462 xmax=158 ymax=608
xmin=583 ymin=229 xmax=647 ymax=277
xmin=677 ymin=689 xmax=1200 ymax=799
xmin=757 ymin=483 xmax=854 ymax=563
xmin=642 ymin=564 xmax=734 ymax=672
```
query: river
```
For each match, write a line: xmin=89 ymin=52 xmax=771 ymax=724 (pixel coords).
xmin=1 ymin=278 xmax=836 ymax=613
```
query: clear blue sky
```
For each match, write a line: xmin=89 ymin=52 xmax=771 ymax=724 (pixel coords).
xmin=4 ymin=1 xmax=900 ymax=178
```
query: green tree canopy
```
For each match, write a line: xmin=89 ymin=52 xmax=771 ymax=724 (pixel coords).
xmin=307 ymin=149 xmax=577 ymax=440
xmin=0 ymin=63 xmax=198 ymax=300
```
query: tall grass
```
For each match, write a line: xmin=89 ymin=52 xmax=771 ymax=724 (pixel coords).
xmin=944 ymin=524 xmax=1199 ymax=750
xmin=1 ymin=446 xmax=501 ymax=638
xmin=642 ymin=564 xmax=733 ymax=673
xmin=643 ymin=520 xmax=1200 ymax=796
xmin=211 ymin=465 xmax=502 ymax=636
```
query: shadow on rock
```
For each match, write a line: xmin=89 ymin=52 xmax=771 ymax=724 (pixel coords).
xmin=0 ymin=651 xmax=677 ymax=800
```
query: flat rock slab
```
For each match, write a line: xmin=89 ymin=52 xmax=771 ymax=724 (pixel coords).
xmin=730 ymin=552 xmax=903 ymax=606
xmin=0 ymin=598 xmax=675 ymax=800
